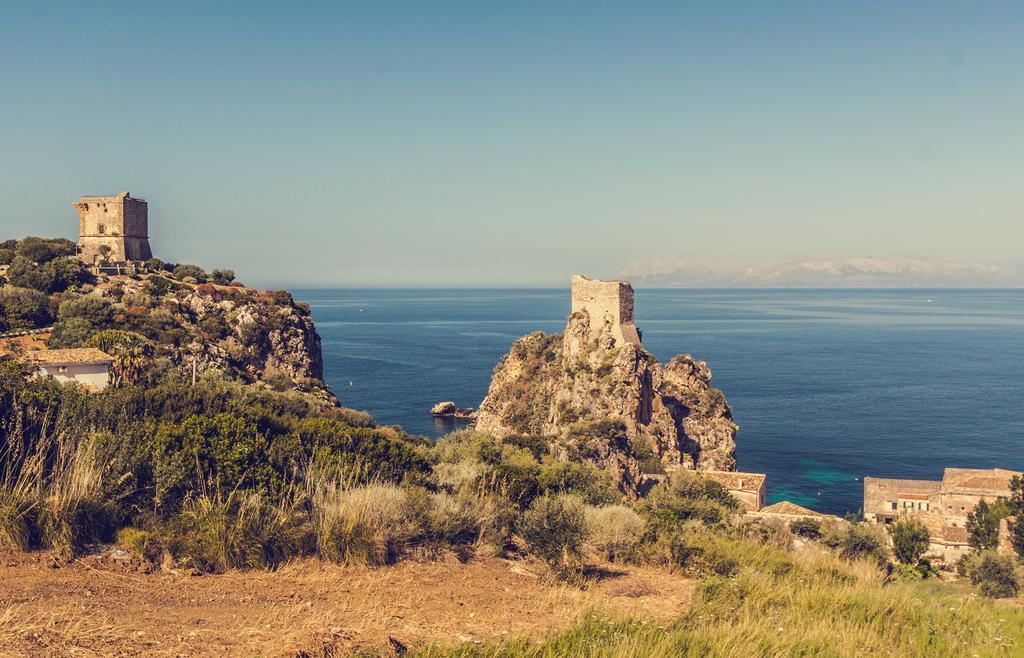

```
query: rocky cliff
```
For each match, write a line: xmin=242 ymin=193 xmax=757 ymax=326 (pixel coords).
xmin=476 ymin=276 xmax=736 ymax=497
xmin=48 ymin=274 xmax=328 ymax=397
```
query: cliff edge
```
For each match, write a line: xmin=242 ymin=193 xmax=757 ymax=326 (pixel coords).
xmin=476 ymin=275 xmax=736 ymax=497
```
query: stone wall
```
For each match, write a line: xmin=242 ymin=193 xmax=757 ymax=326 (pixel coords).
xmin=76 ymin=192 xmax=153 ymax=264
xmin=862 ymin=476 xmax=939 ymax=522
xmin=570 ymin=275 xmax=641 ymax=347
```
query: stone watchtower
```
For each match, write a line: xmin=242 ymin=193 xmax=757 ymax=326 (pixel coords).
xmin=570 ymin=274 xmax=642 ymax=346
xmin=74 ymin=192 xmax=153 ymax=264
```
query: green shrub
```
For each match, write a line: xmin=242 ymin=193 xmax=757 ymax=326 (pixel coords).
xmin=638 ymin=471 xmax=739 ymax=540
xmin=310 ymin=482 xmax=422 ymax=565
xmin=168 ymin=488 xmax=311 ymax=573
xmin=0 ymin=285 xmax=55 ymax=330
xmin=115 ymin=527 xmax=153 ymax=557
xmin=585 ymin=504 xmax=644 ymax=562
xmin=153 ymin=413 xmax=279 ymax=514
xmin=839 ymin=524 xmax=889 ymax=566
xmin=172 ymin=264 xmax=207 ymax=282
xmin=889 ymin=518 xmax=930 ymax=564
xmin=15 ymin=237 xmax=76 ymax=264
xmin=969 ymin=551 xmax=1021 ymax=598
xmin=211 ymin=269 xmax=236 ymax=285
xmin=789 ymin=517 xmax=822 ymax=539
xmin=519 ymin=494 xmax=588 ymax=573
xmin=0 ymin=248 xmax=13 ymax=266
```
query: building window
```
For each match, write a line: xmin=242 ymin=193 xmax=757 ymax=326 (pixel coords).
xmin=57 ymin=366 xmax=68 ymax=374
xmin=98 ymin=224 xmax=105 ymax=234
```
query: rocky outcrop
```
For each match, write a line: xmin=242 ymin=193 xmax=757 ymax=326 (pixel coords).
xmin=430 ymin=401 xmax=478 ymax=419
xmin=73 ymin=276 xmax=328 ymax=396
xmin=476 ymin=276 xmax=736 ymax=497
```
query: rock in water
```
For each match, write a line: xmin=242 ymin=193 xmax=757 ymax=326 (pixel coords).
xmin=475 ymin=275 xmax=737 ymax=497
xmin=431 ymin=400 xmax=478 ymax=419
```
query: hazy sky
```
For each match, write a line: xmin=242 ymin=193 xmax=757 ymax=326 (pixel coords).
xmin=1 ymin=2 xmax=1022 ymax=287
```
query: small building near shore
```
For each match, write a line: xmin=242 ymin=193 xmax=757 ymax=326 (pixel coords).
xmin=24 ymin=348 xmax=114 ymax=390
xmin=703 ymin=470 xmax=767 ymax=511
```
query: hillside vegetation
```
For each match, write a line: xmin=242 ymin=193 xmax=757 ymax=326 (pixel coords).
xmin=0 ymin=236 xmax=324 ymax=393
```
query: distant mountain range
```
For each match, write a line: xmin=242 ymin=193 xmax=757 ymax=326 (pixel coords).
xmin=620 ymin=257 xmax=1024 ymax=288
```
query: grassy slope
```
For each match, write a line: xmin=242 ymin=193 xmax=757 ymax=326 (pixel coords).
xmin=413 ymin=540 xmax=1024 ymax=658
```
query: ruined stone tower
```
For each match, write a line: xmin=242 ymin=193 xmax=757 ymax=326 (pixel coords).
xmin=570 ymin=274 xmax=642 ymax=346
xmin=74 ymin=192 xmax=153 ymax=264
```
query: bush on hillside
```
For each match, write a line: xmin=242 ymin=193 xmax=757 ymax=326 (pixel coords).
xmin=969 ymin=551 xmax=1021 ymax=598
xmin=172 ymin=264 xmax=207 ymax=283
xmin=0 ymin=286 xmax=55 ymax=331
xmin=519 ymin=494 xmax=588 ymax=574
xmin=15 ymin=237 xmax=76 ymax=264
xmin=585 ymin=504 xmax=645 ymax=562
xmin=788 ymin=517 xmax=822 ymax=539
xmin=839 ymin=524 xmax=889 ymax=566
xmin=638 ymin=471 xmax=739 ymax=540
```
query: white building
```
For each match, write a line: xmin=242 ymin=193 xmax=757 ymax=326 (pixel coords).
xmin=26 ymin=348 xmax=114 ymax=390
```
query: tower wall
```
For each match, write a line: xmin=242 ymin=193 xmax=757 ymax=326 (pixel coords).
xmin=75 ymin=192 xmax=152 ymax=264
xmin=570 ymin=275 xmax=642 ymax=346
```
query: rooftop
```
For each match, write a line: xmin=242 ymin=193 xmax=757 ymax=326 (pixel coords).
xmin=25 ymin=348 xmax=114 ymax=366
xmin=702 ymin=470 xmax=767 ymax=492
xmin=942 ymin=468 xmax=1021 ymax=494
xmin=757 ymin=501 xmax=828 ymax=517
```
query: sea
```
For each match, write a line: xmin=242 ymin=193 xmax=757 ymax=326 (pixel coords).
xmin=297 ymin=288 xmax=1024 ymax=516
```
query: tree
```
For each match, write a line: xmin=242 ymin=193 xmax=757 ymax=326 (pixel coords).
xmin=889 ymin=518 xmax=930 ymax=564
xmin=47 ymin=296 xmax=116 ymax=347
xmin=6 ymin=256 xmax=52 ymax=292
xmin=1009 ymin=476 xmax=1024 ymax=559
xmin=839 ymin=524 xmax=889 ymax=566
xmin=0 ymin=248 xmax=13 ymax=266
xmin=15 ymin=236 xmax=75 ymax=264
xmin=970 ymin=551 xmax=1021 ymax=598
xmin=0 ymin=286 xmax=56 ymax=330
xmin=85 ymin=330 xmax=154 ymax=386
xmin=210 ymin=269 xmax=235 ymax=286
xmin=966 ymin=500 xmax=1001 ymax=551
xmin=172 ymin=264 xmax=207 ymax=283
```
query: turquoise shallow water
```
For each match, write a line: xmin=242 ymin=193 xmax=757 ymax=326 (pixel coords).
xmin=296 ymin=288 xmax=1024 ymax=516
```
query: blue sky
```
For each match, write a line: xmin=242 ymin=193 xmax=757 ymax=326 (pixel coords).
xmin=1 ymin=2 xmax=1021 ymax=287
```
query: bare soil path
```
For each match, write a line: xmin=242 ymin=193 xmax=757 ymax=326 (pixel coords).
xmin=0 ymin=549 xmax=691 ymax=657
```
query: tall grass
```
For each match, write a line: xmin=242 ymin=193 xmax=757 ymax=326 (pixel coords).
xmin=169 ymin=486 xmax=312 ymax=572
xmin=310 ymin=480 xmax=420 ymax=565
xmin=411 ymin=542 xmax=1024 ymax=658
xmin=0 ymin=433 xmax=115 ymax=554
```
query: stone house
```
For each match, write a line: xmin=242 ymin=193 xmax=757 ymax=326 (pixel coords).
xmin=25 ymin=348 xmax=114 ymax=390
xmin=864 ymin=468 xmax=1022 ymax=562
xmin=702 ymin=470 xmax=767 ymax=511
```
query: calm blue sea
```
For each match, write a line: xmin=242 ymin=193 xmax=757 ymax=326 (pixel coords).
xmin=296 ymin=289 xmax=1024 ymax=516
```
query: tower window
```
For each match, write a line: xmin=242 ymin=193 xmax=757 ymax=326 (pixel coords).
xmin=98 ymin=224 xmax=105 ymax=234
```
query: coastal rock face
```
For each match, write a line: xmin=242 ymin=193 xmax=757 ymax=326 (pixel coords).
xmin=476 ymin=275 xmax=736 ymax=497
xmin=76 ymin=277 xmax=326 ymax=395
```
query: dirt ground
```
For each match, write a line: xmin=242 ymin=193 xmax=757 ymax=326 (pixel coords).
xmin=0 ymin=548 xmax=692 ymax=657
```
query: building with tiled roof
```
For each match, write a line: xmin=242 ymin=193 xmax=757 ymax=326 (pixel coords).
xmin=22 ymin=347 xmax=114 ymax=390
xmin=750 ymin=500 xmax=840 ymax=521
xmin=863 ymin=467 xmax=1022 ymax=563
xmin=702 ymin=470 xmax=767 ymax=511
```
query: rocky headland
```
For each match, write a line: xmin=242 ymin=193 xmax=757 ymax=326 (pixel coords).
xmin=476 ymin=275 xmax=737 ymax=497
